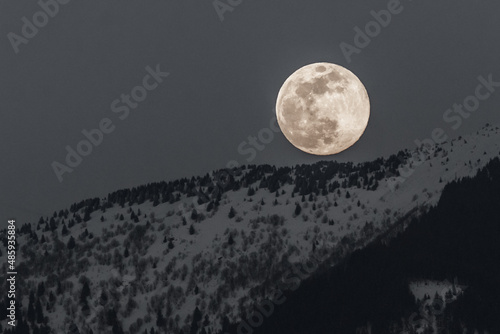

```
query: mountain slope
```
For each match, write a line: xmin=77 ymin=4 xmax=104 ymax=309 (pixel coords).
xmin=0 ymin=123 xmax=499 ymax=334
xmin=252 ymin=157 xmax=500 ymax=334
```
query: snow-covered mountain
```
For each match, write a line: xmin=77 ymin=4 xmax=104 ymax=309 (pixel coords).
xmin=1 ymin=123 xmax=499 ymax=334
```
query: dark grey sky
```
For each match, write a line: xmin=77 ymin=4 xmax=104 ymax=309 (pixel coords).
xmin=2 ymin=0 xmax=500 ymax=224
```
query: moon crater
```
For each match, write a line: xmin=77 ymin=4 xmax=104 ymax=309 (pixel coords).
xmin=276 ymin=62 xmax=370 ymax=155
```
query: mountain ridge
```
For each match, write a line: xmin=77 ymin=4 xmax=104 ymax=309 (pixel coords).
xmin=1 ymin=123 xmax=499 ymax=334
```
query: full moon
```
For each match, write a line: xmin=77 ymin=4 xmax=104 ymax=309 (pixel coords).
xmin=276 ymin=62 xmax=370 ymax=155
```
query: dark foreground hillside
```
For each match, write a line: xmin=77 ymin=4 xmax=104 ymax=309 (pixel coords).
xmin=226 ymin=158 xmax=500 ymax=334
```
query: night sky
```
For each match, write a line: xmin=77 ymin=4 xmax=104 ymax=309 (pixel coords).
xmin=1 ymin=0 xmax=500 ymax=224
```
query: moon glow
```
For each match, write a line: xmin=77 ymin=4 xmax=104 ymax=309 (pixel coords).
xmin=276 ymin=62 xmax=370 ymax=155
